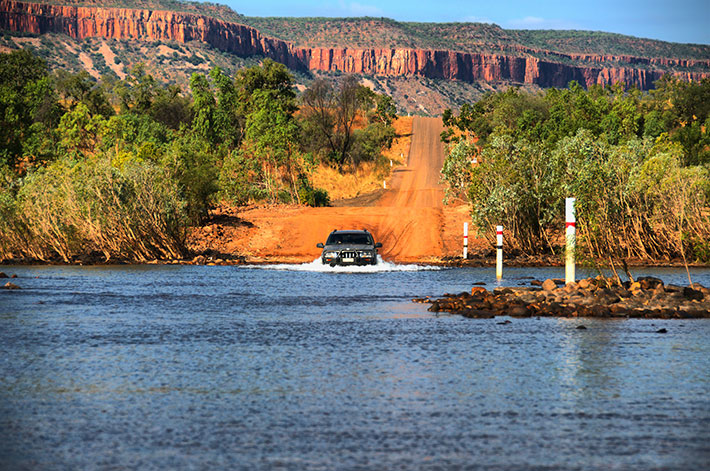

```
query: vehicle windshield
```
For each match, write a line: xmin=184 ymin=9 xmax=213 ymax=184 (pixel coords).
xmin=326 ymin=233 xmax=373 ymax=245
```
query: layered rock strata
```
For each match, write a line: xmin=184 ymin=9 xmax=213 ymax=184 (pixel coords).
xmin=1 ymin=0 xmax=709 ymax=89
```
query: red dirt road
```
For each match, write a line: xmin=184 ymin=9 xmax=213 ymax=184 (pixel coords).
xmin=198 ymin=117 xmax=473 ymax=263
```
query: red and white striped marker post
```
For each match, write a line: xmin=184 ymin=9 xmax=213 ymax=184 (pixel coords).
xmin=463 ymin=223 xmax=469 ymax=259
xmin=565 ymin=197 xmax=576 ymax=284
xmin=496 ymin=225 xmax=503 ymax=279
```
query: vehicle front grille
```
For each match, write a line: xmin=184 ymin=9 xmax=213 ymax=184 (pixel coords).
xmin=340 ymin=251 xmax=357 ymax=258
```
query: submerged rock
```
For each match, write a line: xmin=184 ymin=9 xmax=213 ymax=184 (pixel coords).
xmin=3 ymin=282 xmax=20 ymax=290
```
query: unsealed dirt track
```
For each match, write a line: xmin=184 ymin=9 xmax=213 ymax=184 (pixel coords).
xmin=207 ymin=117 xmax=473 ymax=263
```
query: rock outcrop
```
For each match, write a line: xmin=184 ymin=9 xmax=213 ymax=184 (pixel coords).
xmin=1 ymin=0 xmax=708 ymax=89
xmin=415 ymin=276 xmax=710 ymax=319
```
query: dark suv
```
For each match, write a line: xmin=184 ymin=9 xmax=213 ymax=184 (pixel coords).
xmin=317 ymin=230 xmax=382 ymax=266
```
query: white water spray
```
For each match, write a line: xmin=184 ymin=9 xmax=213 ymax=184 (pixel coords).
xmin=252 ymin=256 xmax=442 ymax=273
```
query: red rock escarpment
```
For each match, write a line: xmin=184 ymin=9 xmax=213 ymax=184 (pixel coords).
xmin=2 ymin=0 xmax=708 ymax=89
xmin=0 ymin=0 xmax=308 ymax=70
xmin=305 ymin=48 xmax=709 ymax=89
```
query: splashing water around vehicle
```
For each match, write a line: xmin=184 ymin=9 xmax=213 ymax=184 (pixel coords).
xmin=253 ymin=256 xmax=442 ymax=273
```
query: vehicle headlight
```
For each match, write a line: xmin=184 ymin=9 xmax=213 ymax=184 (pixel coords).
xmin=324 ymin=251 xmax=338 ymax=258
xmin=358 ymin=251 xmax=374 ymax=257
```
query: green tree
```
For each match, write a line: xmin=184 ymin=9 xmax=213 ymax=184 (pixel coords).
xmin=0 ymin=50 xmax=61 ymax=172
xmin=162 ymin=134 xmax=217 ymax=224
xmin=115 ymin=63 xmax=157 ymax=114
xmin=226 ymin=61 xmax=302 ymax=202
xmin=55 ymin=70 xmax=114 ymax=118
xmin=210 ymin=66 xmax=243 ymax=150
xmin=300 ymin=76 xmax=393 ymax=168
xmin=100 ymin=112 xmax=169 ymax=159
xmin=234 ymin=59 xmax=296 ymax=117
xmin=189 ymin=72 xmax=216 ymax=144
xmin=149 ymin=84 xmax=193 ymax=131
xmin=56 ymin=103 xmax=106 ymax=160
xmin=374 ymin=94 xmax=397 ymax=127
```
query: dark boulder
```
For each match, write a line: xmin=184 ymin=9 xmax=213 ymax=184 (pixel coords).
xmin=683 ymin=287 xmax=704 ymax=301
xmin=508 ymin=305 xmax=531 ymax=317
xmin=609 ymin=304 xmax=629 ymax=316
xmin=638 ymin=276 xmax=664 ymax=290
xmin=471 ymin=286 xmax=488 ymax=296
xmin=588 ymin=305 xmax=611 ymax=317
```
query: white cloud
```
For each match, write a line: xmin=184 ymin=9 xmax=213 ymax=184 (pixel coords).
xmin=338 ymin=1 xmax=384 ymax=16
xmin=506 ymin=16 xmax=578 ymax=29
xmin=464 ymin=15 xmax=494 ymax=24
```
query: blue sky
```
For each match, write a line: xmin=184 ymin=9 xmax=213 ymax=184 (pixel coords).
xmin=219 ymin=0 xmax=710 ymax=45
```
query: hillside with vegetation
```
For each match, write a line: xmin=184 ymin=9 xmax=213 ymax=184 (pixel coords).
xmin=2 ymin=0 xmax=709 ymax=114
xmin=243 ymin=17 xmax=710 ymax=63
xmin=0 ymin=30 xmax=507 ymax=114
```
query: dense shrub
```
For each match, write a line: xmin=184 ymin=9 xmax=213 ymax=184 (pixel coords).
xmin=4 ymin=157 xmax=187 ymax=261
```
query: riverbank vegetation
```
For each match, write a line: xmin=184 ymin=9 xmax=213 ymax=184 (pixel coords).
xmin=441 ymin=78 xmax=710 ymax=263
xmin=0 ymin=50 xmax=398 ymax=262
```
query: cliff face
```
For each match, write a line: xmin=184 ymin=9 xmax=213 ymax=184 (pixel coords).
xmin=0 ymin=0 xmax=309 ymax=70
xmin=1 ymin=0 xmax=708 ymax=90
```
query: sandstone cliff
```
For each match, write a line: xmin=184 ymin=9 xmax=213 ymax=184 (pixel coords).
xmin=1 ymin=0 xmax=708 ymax=89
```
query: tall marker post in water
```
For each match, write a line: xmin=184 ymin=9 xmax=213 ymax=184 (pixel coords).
xmin=463 ymin=223 xmax=469 ymax=259
xmin=496 ymin=225 xmax=503 ymax=280
xmin=565 ymin=198 xmax=576 ymax=284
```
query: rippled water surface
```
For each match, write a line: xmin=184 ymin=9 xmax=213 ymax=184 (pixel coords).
xmin=1 ymin=263 xmax=709 ymax=470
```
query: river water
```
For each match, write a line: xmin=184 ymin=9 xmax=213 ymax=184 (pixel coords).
xmin=1 ymin=262 xmax=709 ymax=470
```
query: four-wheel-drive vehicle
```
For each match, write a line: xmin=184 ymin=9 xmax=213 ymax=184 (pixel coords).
xmin=317 ymin=230 xmax=382 ymax=266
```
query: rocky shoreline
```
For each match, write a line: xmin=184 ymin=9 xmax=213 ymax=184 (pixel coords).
xmin=414 ymin=276 xmax=710 ymax=319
